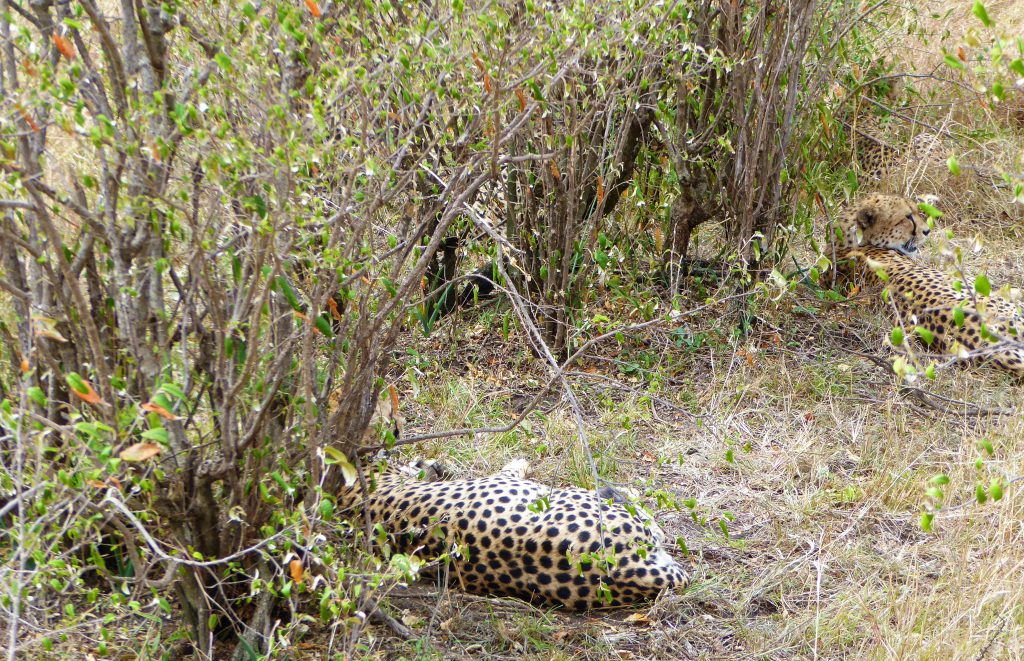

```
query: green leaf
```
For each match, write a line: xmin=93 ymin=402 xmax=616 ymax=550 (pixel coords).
xmin=160 ymin=383 xmax=186 ymax=401
xmin=929 ymin=474 xmax=950 ymax=485
xmin=920 ymin=512 xmax=934 ymax=532
xmin=243 ymin=195 xmax=267 ymax=219
xmin=1010 ymin=59 xmax=1024 ymax=77
xmin=66 ymin=372 xmax=88 ymax=395
xmin=978 ymin=438 xmax=995 ymax=456
xmin=214 ymin=52 xmax=232 ymax=71
xmin=141 ymin=428 xmax=169 ymax=444
xmin=976 ymin=483 xmax=988 ymax=504
xmin=917 ymin=202 xmax=943 ymax=218
xmin=275 ymin=276 xmax=302 ymax=311
xmin=323 ymin=446 xmax=358 ymax=486
xmin=27 ymin=386 xmax=47 ymax=408
xmin=915 ymin=326 xmax=935 ymax=346
xmin=992 ymin=82 xmax=1005 ymax=101
xmin=314 ymin=314 xmax=334 ymax=337
xmin=972 ymin=0 xmax=993 ymax=26
xmin=953 ymin=307 xmax=965 ymax=328
xmin=890 ymin=327 xmax=905 ymax=346
xmin=974 ymin=275 xmax=991 ymax=296
xmin=989 ymin=480 xmax=1003 ymax=501
xmin=946 ymin=155 xmax=960 ymax=176
xmin=943 ymin=54 xmax=965 ymax=70
xmin=925 ymin=487 xmax=944 ymax=500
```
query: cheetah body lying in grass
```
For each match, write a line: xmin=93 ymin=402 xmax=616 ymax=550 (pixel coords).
xmin=832 ymin=193 xmax=1024 ymax=375
xmin=338 ymin=458 xmax=688 ymax=610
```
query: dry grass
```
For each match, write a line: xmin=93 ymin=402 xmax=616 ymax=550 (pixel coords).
xmin=356 ymin=31 xmax=1024 ymax=651
xmin=22 ymin=2 xmax=1024 ymax=658
xmin=361 ymin=277 xmax=1024 ymax=658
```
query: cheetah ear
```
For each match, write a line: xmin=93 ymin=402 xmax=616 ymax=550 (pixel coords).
xmin=855 ymin=207 xmax=876 ymax=229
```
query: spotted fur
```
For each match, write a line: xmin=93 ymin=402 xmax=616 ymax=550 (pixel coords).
xmin=833 ymin=193 xmax=1024 ymax=374
xmin=340 ymin=458 xmax=687 ymax=610
xmin=853 ymin=128 xmax=944 ymax=182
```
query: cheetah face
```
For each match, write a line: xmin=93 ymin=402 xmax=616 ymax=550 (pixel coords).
xmin=834 ymin=193 xmax=930 ymax=256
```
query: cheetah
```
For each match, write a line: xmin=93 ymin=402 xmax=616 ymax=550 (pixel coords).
xmin=831 ymin=193 xmax=1024 ymax=374
xmin=338 ymin=457 xmax=688 ymax=610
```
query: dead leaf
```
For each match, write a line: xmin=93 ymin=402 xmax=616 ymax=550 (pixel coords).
xmin=289 ymin=559 xmax=304 ymax=584
xmin=623 ymin=612 xmax=653 ymax=626
xmin=327 ymin=297 xmax=343 ymax=321
xmin=304 ymin=0 xmax=322 ymax=18
xmin=52 ymin=33 xmax=76 ymax=59
xmin=33 ymin=317 xmax=67 ymax=342
xmin=814 ymin=192 xmax=826 ymax=217
xmin=19 ymin=358 xmax=29 ymax=373
xmin=515 ymin=88 xmax=526 ymax=111
xmin=400 ymin=611 xmax=424 ymax=628
xmin=120 ymin=442 xmax=162 ymax=462
xmin=69 ymin=376 xmax=104 ymax=405
xmin=141 ymin=401 xmax=178 ymax=420
xmin=18 ymin=107 xmax=39 ymax=132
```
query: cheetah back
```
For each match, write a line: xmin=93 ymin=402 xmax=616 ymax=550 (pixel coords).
xmin=351 ymin=471 xmax=687 ymax=610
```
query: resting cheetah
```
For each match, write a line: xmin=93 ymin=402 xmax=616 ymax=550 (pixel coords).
xmin=831 ymin=193 xmax=1024 ymax=374
xmin=338 ymin=457 xmax=688 ymax=609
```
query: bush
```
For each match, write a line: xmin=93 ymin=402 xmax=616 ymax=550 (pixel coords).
xmin=0 ymin=0 xmax=915 ymax=657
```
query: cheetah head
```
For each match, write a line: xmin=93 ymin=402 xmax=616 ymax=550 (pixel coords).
xmin=833 ymin=193 xmax=930 ymax=256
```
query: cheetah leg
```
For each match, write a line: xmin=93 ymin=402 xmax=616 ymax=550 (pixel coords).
xmin=495 ymin=458 xmax=530 ymax=479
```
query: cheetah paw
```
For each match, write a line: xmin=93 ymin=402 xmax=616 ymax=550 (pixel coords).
xmin=497 ymin=458 xmax=530 ymax=479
